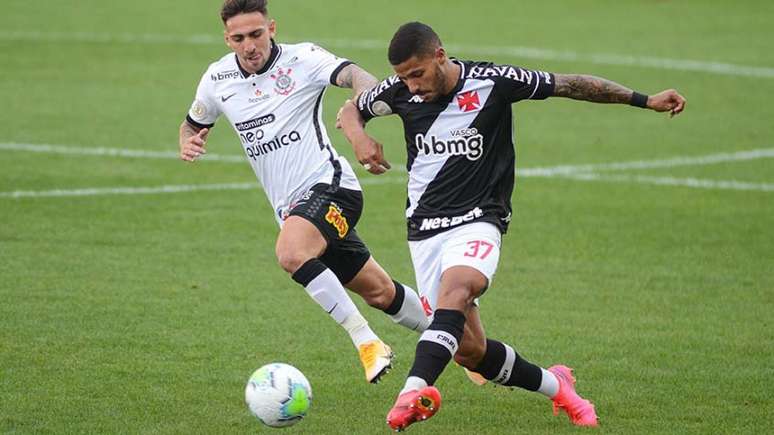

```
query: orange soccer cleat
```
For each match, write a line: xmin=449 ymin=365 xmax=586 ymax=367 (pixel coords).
xmin=386 ymin=386 xmax=442 ymax=431
xmin=358 ymin=340 xmax=394 ymax=384
xmin=463 ymin=367 xmax=488 ymax=386
xmin=548 ymin=365 xmax=598 ymax=427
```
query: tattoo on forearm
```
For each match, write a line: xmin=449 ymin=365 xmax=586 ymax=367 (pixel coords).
xmin=180 ymin=121 xmax=200 ymax=143
xmin=553 ymin=74 xmax=633 ymax=104
xmin=337 ymin=64 xmax=378 ymax=95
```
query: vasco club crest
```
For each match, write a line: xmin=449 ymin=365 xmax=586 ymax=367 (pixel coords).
xmin=271 ymin=68 xmax=296 ymax=96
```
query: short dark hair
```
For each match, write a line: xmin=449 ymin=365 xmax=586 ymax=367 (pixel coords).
xmin=388 ymin=22 xmax=442 ymax=65
xmin=220 ymin=0 xmax=268 ymax=24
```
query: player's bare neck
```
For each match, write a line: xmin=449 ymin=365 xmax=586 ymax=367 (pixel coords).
xmin=442 ymin=62 xmax=462 ymax=96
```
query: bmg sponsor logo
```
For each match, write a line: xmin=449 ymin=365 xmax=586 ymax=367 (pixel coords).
xmin=210 ymin=70 xmax=241 ymax=81
xmin=415 ymin=129 xmax=484 ymax=161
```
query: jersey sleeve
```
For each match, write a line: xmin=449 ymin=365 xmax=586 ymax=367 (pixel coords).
xmin=356 ymin=75 xmax=401 ymax=123
xmin=301 ymin=43 xmax=354 ymax=87
xmin=493 ymin=65 xmax=555 ymax=103
xmin=185 ymin=70 xmax=220 ymax=129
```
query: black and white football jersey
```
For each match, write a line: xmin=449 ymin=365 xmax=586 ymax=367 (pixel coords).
xmin=357 ymin=60 xmax=555 ymax=240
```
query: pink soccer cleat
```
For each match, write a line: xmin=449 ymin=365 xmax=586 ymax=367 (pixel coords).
xmin=548 ymin=365 xmax=598 ymax=427
xmin=386 ymin=386 xmax=442 ymax=431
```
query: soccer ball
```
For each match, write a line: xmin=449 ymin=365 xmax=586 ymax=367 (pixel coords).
xmin=245 ymin=363 xmax=313 ymax=428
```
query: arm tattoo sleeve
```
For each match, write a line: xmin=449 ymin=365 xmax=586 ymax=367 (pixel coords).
xmin=553 ymin=74 xmax=633 ymax=104
xmin=336 ymin=64 xmax=379 ymax=95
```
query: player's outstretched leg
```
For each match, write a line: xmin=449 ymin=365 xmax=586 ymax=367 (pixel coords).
xmin=386 ymin=309 xmax=465 ymax=431
xmin=470 ymin=338 xmax=598 ymax=427
xmin=345 ymin=258 xmax=430 ymax=333
xmin=291 ymin=258 xmax=394 ymax=383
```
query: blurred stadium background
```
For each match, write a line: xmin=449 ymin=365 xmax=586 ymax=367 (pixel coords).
xmin=1 ymin=1 xmax=772 ymax=433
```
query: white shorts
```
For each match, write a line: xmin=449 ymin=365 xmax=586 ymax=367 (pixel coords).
xmin=409 ymin=222 xmax=502 ymax=317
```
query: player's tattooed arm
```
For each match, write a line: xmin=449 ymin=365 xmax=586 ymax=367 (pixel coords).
xmin=553 ymin=74 xmax=687 ymax=116
xmin=553 ymin=74 xmax=633 ymax=104
xmin=335 ymin=64 xmax=379 ymax=97
xmin=179 ymin=120 xmax=209 ymax=162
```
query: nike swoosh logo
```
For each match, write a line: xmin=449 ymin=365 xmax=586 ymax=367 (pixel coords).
xmin=221 ymin=93 xmax=237 ymax=103
xmin=326 ymin=303 xmax=339 ymax=315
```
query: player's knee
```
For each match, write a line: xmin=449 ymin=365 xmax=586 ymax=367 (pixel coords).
xmin=275 ymin=249 xmax=311 ymax=274
xmin=445 ymin=284 xmax=482 ymax=307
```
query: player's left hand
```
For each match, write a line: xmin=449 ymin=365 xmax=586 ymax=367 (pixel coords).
xmin=648 ymin=89 xmax=686 ymax=117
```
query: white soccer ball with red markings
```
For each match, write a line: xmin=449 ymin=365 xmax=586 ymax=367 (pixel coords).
xmin=245 ymin=363 xmax=313 ymax=428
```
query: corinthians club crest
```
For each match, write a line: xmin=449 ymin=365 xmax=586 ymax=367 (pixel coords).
xmin=271 ymin=68 xmax=295 ymax=96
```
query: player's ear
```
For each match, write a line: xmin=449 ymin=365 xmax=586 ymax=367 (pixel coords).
xmin=435 ymin=47 xmax=447 ymax=64
xmin=268 ymin=19 xmax=277 ymax=38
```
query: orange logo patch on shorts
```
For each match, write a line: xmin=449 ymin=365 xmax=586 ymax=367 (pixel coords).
xmin=325 ymin=204 xmax=349 ymax=238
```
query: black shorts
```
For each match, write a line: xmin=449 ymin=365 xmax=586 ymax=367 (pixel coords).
xmin=288 ymin=183 xmax=371 ymax=284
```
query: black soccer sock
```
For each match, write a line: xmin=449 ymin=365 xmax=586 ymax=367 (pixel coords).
xmin=472 ymin=338 xmax=543 ymax=391
xmin=407 ymin=309 xmax=466 ymax=385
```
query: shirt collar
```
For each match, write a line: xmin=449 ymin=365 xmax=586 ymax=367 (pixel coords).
xmin=235 ymin=39 xmax=280 ymax=78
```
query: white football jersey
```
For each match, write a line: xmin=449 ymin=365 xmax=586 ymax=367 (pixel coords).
xmin=186 ymin=41 xmax=361 ymax=225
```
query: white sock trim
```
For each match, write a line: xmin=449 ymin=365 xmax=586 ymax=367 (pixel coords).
xmin=400 ymin=376 xmax=428 ymax=395
xmin=388 ymin=284 xmax=430 ymax=332
xmin=419 ymin=329 xmax=459 ymax=356
xmin=538 ymin=368 xmax=560 ymax=398
xmin=341 ymin=312 xmax=379 ymax=348
xmin=492 ymin=343 xmax=516 ymax=385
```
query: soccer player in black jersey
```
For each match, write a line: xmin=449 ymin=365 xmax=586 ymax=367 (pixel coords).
xmin=338 ymin=22 xmax=685 ymax=430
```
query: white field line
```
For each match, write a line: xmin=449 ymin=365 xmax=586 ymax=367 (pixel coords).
xmin=518 ymin=148 xmax=774 ymax=176
xmin=2 ymin=30 xmax=773 ymax=79
xmin=3 ymin=143 xmax=774 ymax=198
xmin=0 ymin=183 xmax=255 ymax=199
xmin=4 ymin=172 xmax=773 ymax=199
xmin=4 ymin=142 xmax=773 ymax=176
xmin=564 ymin=173 xmax=774 ymax=192
xmin=0 ymin=176 xmax=405 ymax=199
xmin=0 ymin=142 xmax=244 ymax=163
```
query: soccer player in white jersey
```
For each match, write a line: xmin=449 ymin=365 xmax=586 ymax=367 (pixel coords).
xmin=338 ymin=22 xmax=686 ymax=430
xmin=178 ymin=0 xmax=430 ymax=384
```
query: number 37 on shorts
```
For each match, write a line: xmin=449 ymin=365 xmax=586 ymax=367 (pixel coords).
xmin=464 ymin=240 xmax=495 ymax=259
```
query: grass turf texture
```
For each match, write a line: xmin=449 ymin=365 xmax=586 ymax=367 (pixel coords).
xmin=1 ymin=0 xmax=773 ymax=433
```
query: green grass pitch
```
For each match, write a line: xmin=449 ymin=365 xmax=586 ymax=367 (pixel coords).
xmin=1 ymin=0 xmax=773 ymax=433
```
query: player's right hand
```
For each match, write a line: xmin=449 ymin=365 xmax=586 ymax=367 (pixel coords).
xmin=180 ymin=128 xmax=209 ymax=162
xmin=648 ymin=89 xmax=686 ymax=118
xmin=356 ymin=136 xmax=391 ymax=175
